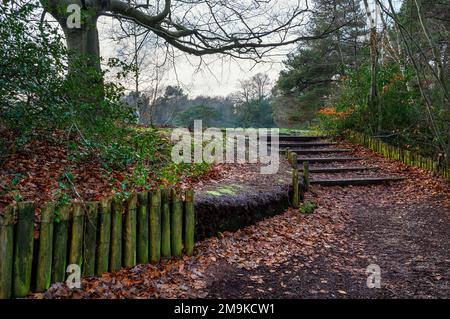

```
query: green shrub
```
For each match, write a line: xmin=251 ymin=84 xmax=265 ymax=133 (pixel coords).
xmin=300 ymin=201 xmax=318 ymax=214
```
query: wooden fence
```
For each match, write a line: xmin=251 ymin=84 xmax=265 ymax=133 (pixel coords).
xmin=347 ymin=132 xmax=450 ymax=179
xmin=0 ymin=188 xmax=195 ymax=298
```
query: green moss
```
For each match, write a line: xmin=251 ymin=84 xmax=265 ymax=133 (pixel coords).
xmin=206 ymin=184 xmax=244 ymax=197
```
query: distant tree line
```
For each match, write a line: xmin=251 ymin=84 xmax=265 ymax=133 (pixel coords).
xmin=124 ymin=73 xmax=276 ymax=128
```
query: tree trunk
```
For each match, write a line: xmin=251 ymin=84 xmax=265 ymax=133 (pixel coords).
xmin=62 ymin=14 xmax=105 ymax=102
xmin=363 ymin=0 xmax=381 ymax=134
xmin=62 ymin=16 xmax=101 ymax=74
xmin=42 ymin=0 xmax=104 ymax=102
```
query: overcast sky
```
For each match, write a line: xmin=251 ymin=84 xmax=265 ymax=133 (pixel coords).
xmin=98 ymin=17 xmax=296 ymax=98
xmin=96 ymin=0 xmax=396 ymax=98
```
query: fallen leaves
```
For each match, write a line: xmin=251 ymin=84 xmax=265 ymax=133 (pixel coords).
xmin=24 ymin=136 xmax=450 ymax=299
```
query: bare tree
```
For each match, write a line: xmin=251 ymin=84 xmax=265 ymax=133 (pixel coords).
xmin=376 ymin=0 xmax=449 ymax=161
xmin=39 ymin=0 xmax=350 ymax=98
xmin=363 ymin=0 xmax=381 ymax=134
xmin=252 ymin=73 xmax=272 ymax=100
xmin=104 ymin=2 xmax=171 ymax=123
xmin=237 ymin=73 xmax=271 ymax=104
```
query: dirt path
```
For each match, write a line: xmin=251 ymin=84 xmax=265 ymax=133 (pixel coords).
xmin=36 ymin=145 xmax=450 ymax=299
xmin=205 ymin=184 xmax=449 ymax=299
xmin=203 ymin=142 xmax=449 ymax=299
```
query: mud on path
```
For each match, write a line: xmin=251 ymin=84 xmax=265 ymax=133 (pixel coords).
xmin=36 ymin=145 xmax=449 ymax=299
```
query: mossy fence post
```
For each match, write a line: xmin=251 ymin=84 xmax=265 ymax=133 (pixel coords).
xmin=52 ymin=205 xmax=70 ymax=284
xmin=13 ymin=202 xmax=35 ymax=297
xmin=149 ymin=189 xmax=162 ymax=264
xmin=171 ymin=189 xmax=183 ymax=258
xmin=123 ymin=194 xmax=137 ymax=268
xmin=184 ymin=189 xmax=195 ymax=256
xmin=0 ymin=206 xmax=15 ymax=299
xmin=35 ymin=203 xmax=54 ymax=292
xmin=96 ymin=199 xmax=111 ymax=275
xmin=83 ymin=202 xmax=98 ymax=276
xmin=291 ymin=152 xmax=299 ymax=208
xmin=161 ymin=189 xmax=171 ymax=259
xmin=137 ymin=192 xmax=149 ymax=264
xmin=69 ymin=201 xmax=84 ymax=269
xmin=110 ymin=197 xmax=124 ymax=272
xmin=303 ymin=161 xmax=310 ymax=192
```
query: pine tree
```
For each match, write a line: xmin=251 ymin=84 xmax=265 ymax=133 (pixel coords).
xmin=274 ymin=0 xmax=368 ymax=126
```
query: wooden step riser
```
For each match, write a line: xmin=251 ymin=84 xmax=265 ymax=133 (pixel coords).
xmin=290 ymin=149 xmax=351 ymax=154
xmin=269 ymin=136 xmax=328 ymax=142
xmin=311 ymin=177 xmax=404 ymax=186
xmin=298 ymin=167 xmax=376 ymax=173
xmin=297 ymin=158 xmax=365 ymax=163
xmin=278 ymin=143 xmax=338 ymax=148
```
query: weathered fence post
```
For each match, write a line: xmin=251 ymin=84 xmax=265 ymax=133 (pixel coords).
xmin=171 ymin=188 xmax=183 ymax=258
xmin=137 ymin=192 xmax=149 ymax=264
xmin=0 ymin=206 xmax=15 ymax=299
xmin=291 ymin=152 xmax=299 ymax=208
xmin=83 ymin=202 xmax=98 ymax=276
xmin=13 ymin=202 xmax=35 ymax=297
xmin=69 ymin=201 xmax=84 ymax=269
xmin=123 ymin=194 xmax=137 ymax=268
xmin=184 ymin=189 xmax=195 ymax=256
xmin=149 ymin=189 xmax=162 ymax=264
xmin=51 ymin=205 xmax=70 ymax=284
xmin=96 ymin=199 xmax=111 ymax=275
xmin=303 ymin=161 xmax=310 ymax=192
xmin=161 ymin=188 xmax=171 ymax=259
xmin=110 ymin=197 xmax=124 ymax=272
xmin=35 ymin=203 xmax=54 ymax=292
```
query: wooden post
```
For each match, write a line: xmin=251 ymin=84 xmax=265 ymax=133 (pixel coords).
xmin=171 ymin=189 xmax=183 ymax=258
xmin=291 ymin=153 xmax=299 ymax=208
xmin=69 ymin=201 xmax=84 ymax=268
xmin=161 ymin=189 xmax=171 ymax=259
xmin=83 ymin=202 xmax=98 ymax=276
xmin=0 ymin=206 xmax=15 ymax=299
xmin=13 ymin=202 xmax=35 ymax=297
xmin=149 ymin=189 xmax=162 ymax=264
xmin=303 ymin=161 xmax=310 ymax=192
xmin=35 ymin=203 xmax=54 ymax=292
xmin=136 ymin=192 xmax=149 ymax=264
xmin=184 ymin=189 xmax=195 ymax=256
xmin=286 ymin=149 xmax=292 ymax=166
xmin=51 ymin=205 xmax=70 ymax=284
xmin=110 ymin=198 xmax=124 ymax=272
xmin=96 ymin=199 xmax=111 ymax=275
xmin=123 ymin=194 xmax=137 ymax=268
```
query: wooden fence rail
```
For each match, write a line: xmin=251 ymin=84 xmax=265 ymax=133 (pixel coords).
xmin=0 ymin=188 xmax=195 ymax=299
xmin=347 ymin=132 xmax=450 ymax=179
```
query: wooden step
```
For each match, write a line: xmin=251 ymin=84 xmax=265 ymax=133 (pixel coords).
xmin=291 ymin=148 xmax=351 ymax=154
xmin=278 ymin=142 xmax=338 ymax=148
xmin=310 ymin=176 xmax=405 ymax=186
xmin=272 ymin=136 xmax=328 ymax=142
xmin=290 ymin=142 xmax=338 ymax=146
xmin=297 ymin=157 xmax=365 ymax=163
xmin=298 ymin=166 xmax=376 ymax=173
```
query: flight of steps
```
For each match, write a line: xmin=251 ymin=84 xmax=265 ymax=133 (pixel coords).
xmin=275 ymin=135 xmax=405 ymax=187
